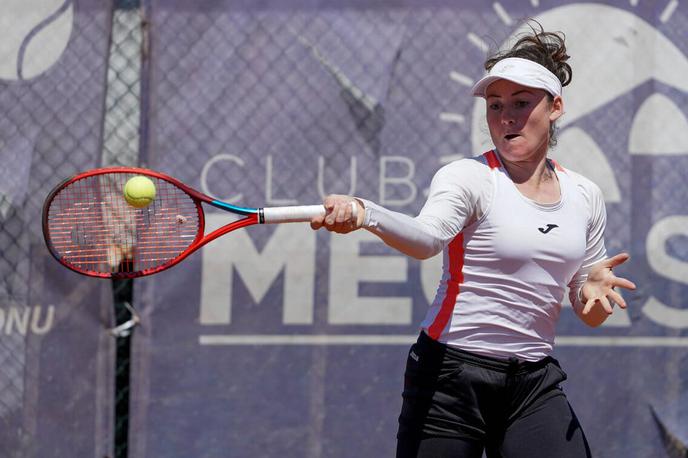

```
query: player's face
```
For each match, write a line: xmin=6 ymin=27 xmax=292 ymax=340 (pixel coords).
xmin=485 ymin=79 xmax=563 ymax=162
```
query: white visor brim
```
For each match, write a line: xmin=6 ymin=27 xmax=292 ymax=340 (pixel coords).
xmin=471 ymin=57 xmax=562 ymax=98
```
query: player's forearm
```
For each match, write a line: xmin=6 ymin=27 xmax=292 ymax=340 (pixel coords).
xmin=360 ymin=200 xmax=447 ymax=260
xmin=364 ymin=225 xmax=442 ymax=259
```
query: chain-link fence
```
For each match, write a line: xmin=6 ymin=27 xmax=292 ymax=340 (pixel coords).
xmin=103 ymin=1 xmax=146 ymax=457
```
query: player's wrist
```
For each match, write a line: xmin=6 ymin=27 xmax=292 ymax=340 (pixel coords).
xmin=353 ymin=198 xmax=366 ymax=228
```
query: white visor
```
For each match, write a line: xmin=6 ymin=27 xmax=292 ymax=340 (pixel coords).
xmin=471 ymin=57 xmax=562 ymax=98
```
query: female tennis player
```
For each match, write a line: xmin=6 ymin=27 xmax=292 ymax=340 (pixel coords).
xmin=311 ymin=24 xmax=636 ymax=458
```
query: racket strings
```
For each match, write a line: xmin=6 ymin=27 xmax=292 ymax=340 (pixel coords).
xmin=46 ymin=173 xmax=200 ymax=275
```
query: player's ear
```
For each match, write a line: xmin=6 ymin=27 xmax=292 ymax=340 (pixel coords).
xmin=549 ymin=95 xmax=564 ymax=122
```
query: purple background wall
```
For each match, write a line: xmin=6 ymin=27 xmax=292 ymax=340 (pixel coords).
xmin=2 ymin=0 xmax=686 ymax=457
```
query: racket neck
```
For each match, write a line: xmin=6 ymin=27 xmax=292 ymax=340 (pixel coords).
xmin=209 ymin=200 xmax=259 ymax=216
xmin=196 ymin=214 xmax=260 ymax=248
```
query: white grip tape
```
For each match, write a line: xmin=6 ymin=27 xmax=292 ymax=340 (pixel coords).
xmin=262 ymin=201 xmax=357 ymax=224
xmin=262 ymin=205 xmax=325 ymax=223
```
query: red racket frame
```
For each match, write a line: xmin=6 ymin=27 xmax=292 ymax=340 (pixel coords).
xmin=42 ymin=167 xmax=261 ymax=279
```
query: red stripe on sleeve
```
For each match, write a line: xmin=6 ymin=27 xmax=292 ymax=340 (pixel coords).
xmin=427 ymin=233 xmax=465 ymax=340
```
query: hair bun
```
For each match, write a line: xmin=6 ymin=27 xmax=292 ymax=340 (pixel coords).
xmin=484 ymin=20 xmax=572 ymax=87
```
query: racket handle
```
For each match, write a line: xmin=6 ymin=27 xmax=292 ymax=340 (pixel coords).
xmin=261 ymin=201 xmax=358 ymax=224
xmin=262 ymin=205 xmax=326 ymax=224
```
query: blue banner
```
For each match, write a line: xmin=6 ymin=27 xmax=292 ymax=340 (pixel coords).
xmin=131 ymin=1 xmax=688 ymax=456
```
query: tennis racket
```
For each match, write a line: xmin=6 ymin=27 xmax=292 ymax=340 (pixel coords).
xmin=42 ymin=167 xmax=341 ymax=279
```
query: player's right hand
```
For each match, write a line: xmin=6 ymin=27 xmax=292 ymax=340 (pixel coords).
xmin=310 ymin=194 xmax=365 ymax=234
xmin=580 ymin=252 xmax=636 ymax=316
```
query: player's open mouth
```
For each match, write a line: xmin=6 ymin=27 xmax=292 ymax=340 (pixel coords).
xmin=504 ymin=134 xmax=520 ymax=140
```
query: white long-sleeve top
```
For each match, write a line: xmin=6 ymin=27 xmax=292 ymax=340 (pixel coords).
xmin=360 ymin=150 xmax=607 ymax=361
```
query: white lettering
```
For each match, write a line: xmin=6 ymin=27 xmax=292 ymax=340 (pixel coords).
xmin=200 ymin=153 xmax=422 ymax=206
xmin=643 ymin=296 xmax=688 ymax=329
xmin=645 ymin=215 xmax=688 ymax=284
xmin=0 ymin=305 xmax=54 ymax=335
xmin=317 ymin=155 xmax=357 ymax=198
xmin=643 ymin=215 xmax=688 ymax=328
xmin=379 ymin=156 xmax=417 ymax=206
xmin=328 ymin=230 xmax=411 ymax=324
xmin=200 ymin=214 xmax=316 ymax=325
xmin=200 ymin=154 xmax=245 ymax=202
xmin=6 ymin=306 xmax=29 ymax=335
xmin=266 ymin=155 xmax=297 ymax=205
xmin=32 ymin=305 xmax=55 ymax=334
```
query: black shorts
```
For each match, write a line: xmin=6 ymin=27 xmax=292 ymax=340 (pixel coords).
xmin=397 ymin=332 xmax=591 ymax=458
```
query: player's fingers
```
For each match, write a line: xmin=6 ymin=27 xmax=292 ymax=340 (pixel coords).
xmin=605 ymin=252 xmax=630 ymax=268
xmin=323 ymin=195 xmax=337 ymax=212
xmin=325 ymin=203 xmax=343 ymax=233
xmin=354 ymin=200 xmax=365 ymax=227
xmin=333 ymin=202 xmax=346 ymax=232
xmin=337 ymin=201 xmax=350 ymax=223
xmin=345 ymin=201 xmax=357 ymax=231
xmin=319 ymin=196 xmax=361 ymax=233
xmin=612 ymin=276 xmax=636 ymax=291
xmin=325 ymin=202 xmax=340 ymax=226
xmin=310 ymin=208 xmax=327 ymax=230
xmin=321 ymin=197 xmax=336 ymax=227
xmin=582 ymin=298 xmax=595 ymax=315
xmin=334 ymin=201 xmax=360 ymax=234
xmin=608 ymin=289 xmax=627 ymax=309
xmin=310 ymin=218 xmax=324 ymax=230
xmin=599 ymin=296 xmax=613 ymax=314
xmin=346 ymin=201 xmax=354 ymax=224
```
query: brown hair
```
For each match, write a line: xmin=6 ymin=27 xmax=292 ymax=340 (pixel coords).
xmin=484 ymin=21 xmax=572 ymax=147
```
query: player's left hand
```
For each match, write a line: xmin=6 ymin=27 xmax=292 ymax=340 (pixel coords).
xmin=581 ymin=253 xmax=636 ymax=315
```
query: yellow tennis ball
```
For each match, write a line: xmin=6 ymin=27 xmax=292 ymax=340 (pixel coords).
xmin=123 ymin=176 xmax=156 ymax=208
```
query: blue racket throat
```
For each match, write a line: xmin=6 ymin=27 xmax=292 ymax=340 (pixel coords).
xmin=210 ymin=200 xmax=265 ymax=223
